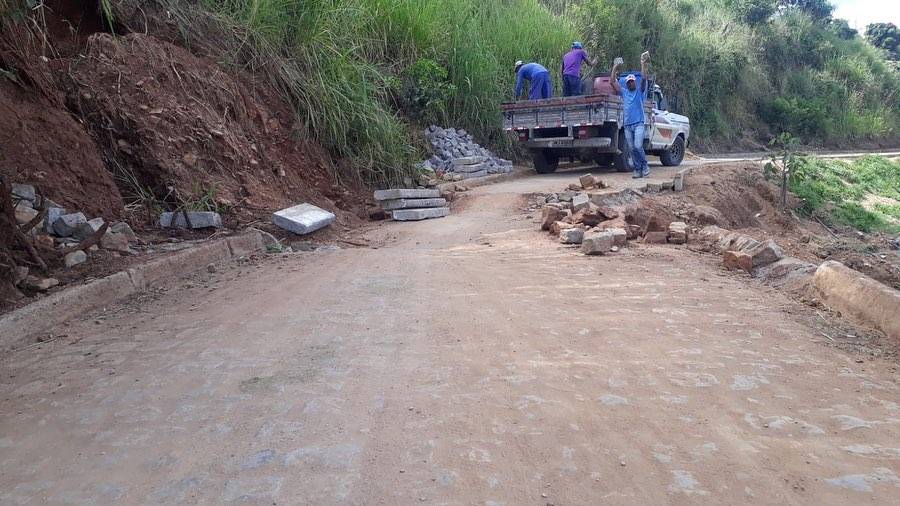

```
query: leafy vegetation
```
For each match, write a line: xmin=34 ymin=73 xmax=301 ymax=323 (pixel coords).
xmin=786 ymin=156 xmax=900 ymax=233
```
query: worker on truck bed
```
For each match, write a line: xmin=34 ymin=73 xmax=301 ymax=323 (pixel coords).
xmin=611 ymin=51 xmax=651 ymax=178
xmin=514 ymin=61 xmax=553 ymax=100
xmin=561 ymin=41 xmax=596 ymax=96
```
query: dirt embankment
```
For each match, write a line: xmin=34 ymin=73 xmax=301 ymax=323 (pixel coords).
xmin=0 ymin=0 xmax=370 ymax=309
xmin=634 ymin=164 xmax=900 ymax=289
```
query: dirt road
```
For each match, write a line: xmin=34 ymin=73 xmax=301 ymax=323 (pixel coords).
xmin=2 ymin=167 xmax=899 ymax=505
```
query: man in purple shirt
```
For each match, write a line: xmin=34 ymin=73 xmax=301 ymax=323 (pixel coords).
xmin=561 ymin=42 xmax=596 ymax=97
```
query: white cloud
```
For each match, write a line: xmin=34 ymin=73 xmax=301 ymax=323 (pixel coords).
xmin=832 ymin=0 xmax=900 ymax=31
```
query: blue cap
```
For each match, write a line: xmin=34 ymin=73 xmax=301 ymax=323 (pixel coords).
xmin=572 ymin=41 xmax=583 ymax=49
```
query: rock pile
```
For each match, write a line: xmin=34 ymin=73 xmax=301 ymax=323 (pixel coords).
xmin=422 ymin=126 xmax=513 ymax=179
xmin=375 ymin=189 xmax=450 ymax=221
xmin=9 ymin=183 xmax=141 ymax=289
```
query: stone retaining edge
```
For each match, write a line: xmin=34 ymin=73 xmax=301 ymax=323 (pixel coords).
xmin=437 ymin=166 xmax=530 ymax=192
xmin=0 ymin=230 xmax=266 ymax=350
xmin=814 ymin=260 xmax=900 ymax=340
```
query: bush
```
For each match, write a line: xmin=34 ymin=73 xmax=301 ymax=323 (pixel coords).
xmin=397 ymin=59 xmax=457 ymax=125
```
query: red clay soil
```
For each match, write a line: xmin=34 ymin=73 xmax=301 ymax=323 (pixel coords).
xmin=638 ymin=163 xmax=900 ymax=289
xmin=0 ymin=80 xmax=124 ymax=219
xmin=53 ymin=32 xmax=362 ymax=228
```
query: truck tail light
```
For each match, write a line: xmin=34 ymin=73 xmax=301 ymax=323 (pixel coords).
xmin=577 ymin=127 xmax=589 ymax=139
xmin=517 ymin=130 xmax=529 ymax=141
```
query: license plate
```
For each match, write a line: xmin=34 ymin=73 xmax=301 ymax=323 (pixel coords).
xmin=550 ymin=140 xmax=573 ymax=147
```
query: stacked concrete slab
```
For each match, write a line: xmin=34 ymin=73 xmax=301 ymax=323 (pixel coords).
xmin=374 ymin=189 xmax=449 ymax=221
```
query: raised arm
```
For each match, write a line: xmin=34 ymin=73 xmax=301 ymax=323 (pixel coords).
xmin=610 ymin=60 xmax=622 ymax=94
xmin=640 ymin=51 xmax=650 ymax=94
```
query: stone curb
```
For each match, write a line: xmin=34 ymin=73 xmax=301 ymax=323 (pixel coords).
xmin=814 ymin=260 xmax=900 ymax=340
xmin=0 ymin=230 xmax=266 ymax=350
xmin=437 ymin=166 xmax=530 ymax=192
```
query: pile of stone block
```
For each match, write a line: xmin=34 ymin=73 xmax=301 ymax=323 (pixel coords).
xmin=9 ymin=183 xmax=140 ymax=284
xmin=374 ymin=189 xmax=449 ymax=221
xmin=272 ymin=203 xmax=335 ymax=235
xmin=534 ymin=187 xmax=630 ymax=255
xmin=421 ymin=126 xmax=513 ymax=178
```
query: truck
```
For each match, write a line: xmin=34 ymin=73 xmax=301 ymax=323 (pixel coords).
xmin=500 ymin=73 xmax=690 ymax=173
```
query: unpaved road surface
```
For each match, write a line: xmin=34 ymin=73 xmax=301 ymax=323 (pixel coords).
xmin=2 ymin=167 xmax=900 ymax=505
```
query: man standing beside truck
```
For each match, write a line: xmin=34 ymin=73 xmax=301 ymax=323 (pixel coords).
xmin=514 ymin=60 xmax=553 ymax=100
xmin=561 ymin=42 xmax=596 ymax=97
xmin=611 ymin=51 xmax=651 ymax=178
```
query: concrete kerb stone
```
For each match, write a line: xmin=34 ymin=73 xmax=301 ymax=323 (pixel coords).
xmin=814 ymin=260 xmax=900 ymax=340
xmin=0 ymin=230 xmax=266 ymax=350
xmin=436 ymin=166 xmax=529 ymax=192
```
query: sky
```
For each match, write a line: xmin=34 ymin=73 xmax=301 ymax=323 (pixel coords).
xmin=832 ymin=0 xmax=900 ymax=31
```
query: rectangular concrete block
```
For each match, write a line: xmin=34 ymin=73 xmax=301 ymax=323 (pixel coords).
xmin=451 ymin=156 xmax=488 ymax=167
xmin=374 ymin=189 xmax=441 ymax=201
xmin=0 ymin=271 xmax=137 ymax=350
xmin=392 ymin=207 xmax=450 ymax=221
xmin=379 ymin=198 xmax=447 ymax=211
xmin=160 ymin=211 xmax=223 ymax=229
xmin=139 ymin=241 xmax=232 ymax=287
xmin=272 ymin=204 xmax=335 ymax=235
xmin=460 ymin=170 xmax=488 ymax=179
xmin=815 ymin=261 xmax=900 ymax=340
xmin=454 ymin=163 xmax=488 ymax=174
xmin=227 ymin=231 xmax=266 ymax=257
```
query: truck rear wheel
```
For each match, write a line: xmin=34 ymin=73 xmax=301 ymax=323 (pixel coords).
xmin=531 ymin=149 xmax=559 ymax=174
xmin=660 ymin=135 xmax=685 ymax=166
xmin=613 ymin=131 xmax=632 ymax=172
xmin=593 ymin=154 xmax=614 ymax=167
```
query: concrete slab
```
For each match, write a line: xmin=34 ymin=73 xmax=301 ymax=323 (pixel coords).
xmin=392 ymin=207 xmax=450 ymax=221
xmin=159 ymin=211 xmax=223 ymax=229
xmin=374 ymin=189 xmax=441 ymax=201
xmin=379 ymin=198 xmax=447 ymax=211
xmin=272 ymin=204 xmax=335 ymax=235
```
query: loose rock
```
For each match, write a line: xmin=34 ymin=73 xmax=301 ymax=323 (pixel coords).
xmin=53 ymin=212 xmax=88 ymax=237
xmin=21 ymin=276 xmax=59 ymax=291
xmin=73 ymin=218 xmax=105 ymax=241
xmin=64 ymin=250 xmax=88 ymax=268
xmin=724 ymin=250 xmax=753 ymax=272
xmin=667 ymin=221 xmax=689 ymax=244
xmin=541 ymin=206 xmax=566 ymax=231
xmin=642 ymin=231 xmax=669 ymax=244
xmin=559 ymin=228 xmax=585 ymax=244
xmin=582 ymin=231 xmax=615 ymax=255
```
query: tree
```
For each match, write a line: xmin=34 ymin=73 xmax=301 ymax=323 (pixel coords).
xmin=866 ymin=23 xmax=900 ymax=60
xmin=778 ymin=0 xmax=834 ymax=21
xmin=829 ymin=18 xmax=857 ymax=40
xmin=729 ymin=0 xmax=777 ymax=25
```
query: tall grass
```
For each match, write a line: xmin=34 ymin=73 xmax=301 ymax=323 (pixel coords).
xmin=188 ymin=0 xmax=574 ymax=185
xmin=142 ymin=0 xmax=900 ymax=185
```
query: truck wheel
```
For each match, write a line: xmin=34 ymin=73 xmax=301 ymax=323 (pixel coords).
xmin=613 ymin=132 xmax=632 ymax=172
xmin=593 ymin=154 xmax=614 ymax=167
xmin=531 ymin=149 xmax=559 ymax=174
xmin=660 ymin=135 xmax=685 ymax=166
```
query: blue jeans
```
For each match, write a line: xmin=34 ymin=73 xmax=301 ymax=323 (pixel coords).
xmin=562 ymin=74 xmax=581 ymax=96
xmin=624 ymin=123 xmax=649 ymax=176
xmin=529 ymin=71 xmax=553 ymax=100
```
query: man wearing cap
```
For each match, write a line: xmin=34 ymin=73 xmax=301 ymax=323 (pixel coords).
xmin=561 ymin=42 xmax=596 ymax=97
xmin=514 ymin=61 xmax=553 ymax=100
xmin=611 ymin=51 xmax=651 ymax=177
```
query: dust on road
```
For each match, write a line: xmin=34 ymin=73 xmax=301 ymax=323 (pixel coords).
xmin=2 ymin=168 xmax=899 ymax=505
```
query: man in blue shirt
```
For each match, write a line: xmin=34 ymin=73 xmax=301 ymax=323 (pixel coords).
xmin=561 ymin=42 xmax=596 ymax=96
xmin=514 ymin=61 xmax=552 ymax=100
xmin=611 ymin=51 xmax=650 ymax=178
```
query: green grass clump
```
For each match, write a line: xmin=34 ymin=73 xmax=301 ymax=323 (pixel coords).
xmin=789 ymin=155 xmax=900 ymax=233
